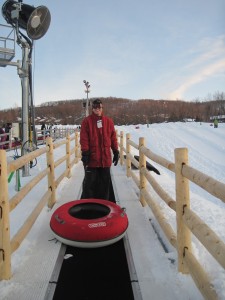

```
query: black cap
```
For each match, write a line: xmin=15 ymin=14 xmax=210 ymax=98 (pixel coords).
xmin=92 ymin=99 xmax=102 ymax=106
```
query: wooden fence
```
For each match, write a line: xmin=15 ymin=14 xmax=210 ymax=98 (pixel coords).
xmin=118 ymin=131 xmax=225 ymax=300
xmin=0 ymin=132 xmax=81 ymax=280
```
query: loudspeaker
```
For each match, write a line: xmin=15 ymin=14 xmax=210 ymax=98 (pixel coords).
xmin=2 ymin=0 xmax=51 ymax=40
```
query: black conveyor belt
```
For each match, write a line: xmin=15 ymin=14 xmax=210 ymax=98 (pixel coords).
xmin=53 ymin=177 xmax=134 ymax=300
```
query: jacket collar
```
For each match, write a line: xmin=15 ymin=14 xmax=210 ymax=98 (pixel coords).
xmin=91 ymin=112 xmax=103 ymax=120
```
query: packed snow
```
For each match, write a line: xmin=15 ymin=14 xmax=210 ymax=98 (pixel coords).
xmin=0 ymin=121 xmax=225 ymax=299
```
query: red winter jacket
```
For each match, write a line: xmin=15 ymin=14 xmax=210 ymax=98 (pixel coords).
xmin=80 ymin=112 xmax=118 ymax=167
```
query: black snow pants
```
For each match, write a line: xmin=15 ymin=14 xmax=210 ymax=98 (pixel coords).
xmin=81 ymin=167 xmax=111 ymax=200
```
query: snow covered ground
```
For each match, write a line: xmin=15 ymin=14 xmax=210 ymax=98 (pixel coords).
xmin=0 ymin=121 xmax=225 ymax=299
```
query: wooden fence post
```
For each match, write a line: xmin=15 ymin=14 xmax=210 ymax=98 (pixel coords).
xmin=46 ymin=137 xmax=56 ymax=208
xmin=139 ymin=137 xmax=147 ymax=207
xmin=175 ymin=147 xmax=192 ymax=274
xmin=126 ymin=133 xmax=131 ymax=177
xmin=119 ymin=131 xmax=124 ymax=165
xmin=0 ymin=150 xmax=11 ymax=280
xmin=66 ymin=134 xmax=72 ymax=178
xmin=75 ymin=132 xmax=80 ymax=163
xmin=116 ymin=129 xmax=118 ymax=142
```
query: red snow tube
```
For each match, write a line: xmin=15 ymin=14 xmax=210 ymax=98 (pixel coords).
xmin=50 ymin=199 xmax=128 ymax=248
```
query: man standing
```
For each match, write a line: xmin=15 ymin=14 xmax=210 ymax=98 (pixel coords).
xmin=213 ymin=118 xmax=218 ymax=128
xmin=80 ymin=99 xmax=119 ymax=200
xmin=4 ymin=123 xmax=12 ymax=141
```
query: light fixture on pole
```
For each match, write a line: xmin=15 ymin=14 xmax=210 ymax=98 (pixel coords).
xmin=1 ymin=0 xmax=51 ymax=176
xmin=83 ymin=80 xmax=91 ymax=117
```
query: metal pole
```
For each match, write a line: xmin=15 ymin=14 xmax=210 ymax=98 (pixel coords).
xmin=86 ymin=90 xmax=89 ymax=117
xmin=83 ymin=80 xmax=90 ymax=117
xmin=20 ymin=45 xmax=30 ymax=176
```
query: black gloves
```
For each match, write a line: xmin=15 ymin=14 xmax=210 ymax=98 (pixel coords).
xmin=113 ymin=150 xmax=119 ymax=166
xmin=82 ymin=150 xmax=119 ymax=167
xmin=81 ymin=151 xmax=90 ymax=167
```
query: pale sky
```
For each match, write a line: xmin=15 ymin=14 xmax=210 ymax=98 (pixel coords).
xmin=0 ymin=0 xmax=225 ymax=109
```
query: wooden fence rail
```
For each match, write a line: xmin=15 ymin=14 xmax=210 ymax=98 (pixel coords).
xmin=0 ymin=132 xmax=81 ymax=280
xmin=117 ymin=130 xmax=225 ymax=300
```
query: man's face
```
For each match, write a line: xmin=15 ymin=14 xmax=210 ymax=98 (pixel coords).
xmin=92 ymin=104 xmax=103 ymax=116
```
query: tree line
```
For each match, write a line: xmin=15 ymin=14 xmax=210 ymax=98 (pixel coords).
xmin=0 ymin=95 xmax=224 ymax=126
